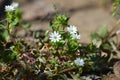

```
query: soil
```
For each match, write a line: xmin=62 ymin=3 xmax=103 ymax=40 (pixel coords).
xmin=17 ymin=0 xmax=117 ymax=43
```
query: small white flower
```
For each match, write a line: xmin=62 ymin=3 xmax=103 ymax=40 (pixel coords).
xmin=71 ymin=33 xmax=81 ymax=40
xmin=5 ymin=5 xmax=15 ymax=11
xmin=49 ymin=31 xmax=61 ymax=42
xmin=74 ymin=58 xmax=84 ymax=66
xmin=11 ymin=2 xmax=19 ymax=8
xmin=5 ymin=2 xmax=19 ymax=11
xmin=67 ymin=25 xmax=77 ymax=34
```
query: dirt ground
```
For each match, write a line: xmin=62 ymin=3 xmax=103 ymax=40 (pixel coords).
xmin=18 ymin=0 xmax=117 ymax=43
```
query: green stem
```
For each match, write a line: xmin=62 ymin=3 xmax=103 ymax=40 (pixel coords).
xmin=7 ymin=22 xmax=14 ymax=42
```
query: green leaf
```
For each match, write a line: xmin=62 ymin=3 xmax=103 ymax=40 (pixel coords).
xmin=14 ymin=8 xmax=22 ymax=22
xmin=59 ymin=74 xmax=68 ymax=80
xmin=102 ymin=43 xmax=111 ymax=50
xmin=59 ymin=30 xmax=66 ymax=34
xmin=67 ymin=40 xmax=79 ymax=52
xmin=91 ymin=32 xmax=101 ymax=40
xmin=0 ymin=24 xmax=6 ymax=29
xmin=6 ymin=12 xmax=13 ymax=23
xmin=49 ymin=58 xmax=58 ymax=66
xmin=112 ymin=0 xmax=120 ymax=16
xmin=98 ymin=25 xmax=109 ymax=38
xmin=50 ymin=14 xmax=69 ymax=30
xmin=69 ymin=72 xmax=81 ymax=80
xmin=50 ymin=21 xmax=59 ymax=30
xmin=0 ymin=30 xmax=9 ymax=41
xmin=92 ymin=39 xmax=102 ymax=48
xmin=56 ymin=14 xmax=68 ymax=27
xmin=22 ymin=23 xmax=31 ymax=29
xmin=58 ymin=40 xmax=65 ymax=47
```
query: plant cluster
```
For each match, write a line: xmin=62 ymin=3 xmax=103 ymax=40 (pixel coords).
xmin=0 ymin=0 xmax=120 ymax=80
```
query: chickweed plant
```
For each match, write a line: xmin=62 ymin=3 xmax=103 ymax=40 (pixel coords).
xmin=0 ymin=0 xmax=120 ymax=80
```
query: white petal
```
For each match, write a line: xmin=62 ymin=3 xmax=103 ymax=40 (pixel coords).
xmin=49 ymin=31 xmax=61 ymax=42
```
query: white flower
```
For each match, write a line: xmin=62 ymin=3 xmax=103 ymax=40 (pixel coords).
xmin=74 ymin=58 xmax=84 ymax=66
xmin=5 ymin=2 xmax=19 ymax=11
xmin=71 ymin=33 xmax=81 ymax=40
xmin=5 ymin=5 xmax=15 ymax=11
xmin=11 ymin=2 xmax=19 ymax=8
xmin=67 ymin=25 xmax=77 ymax=34
xmin=49 ymin=31 xmax=61 ymax=42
